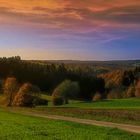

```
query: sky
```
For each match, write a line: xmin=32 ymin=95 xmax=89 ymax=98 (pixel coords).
xmin=0 ymin=0 xmax=140 ymax=60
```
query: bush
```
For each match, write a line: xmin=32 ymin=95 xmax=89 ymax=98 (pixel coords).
xmin=2 ymin=77 xmax=18 ymax=106
xmin=52 ymin=97 xmax=64 ymax=106
xmin=13 ymin=83 xmax=41 ymax=107
xmin=37 ymin=98 xmax=48 ymax=106
xmin=92 ymin=92 xmax=102 ymax=101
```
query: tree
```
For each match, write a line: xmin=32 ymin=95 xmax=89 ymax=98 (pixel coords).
xmin=0 ymin=79 xmax=4 ymax=94
xmin=52 ymin=80 xmax=80 ymax=104
xmin=3 ymin=77 xmax=18 ymax=106
xmin=135 ymin=78 xmax=140 ymax=97
xmin=0 ymin=56 xmax=106 ymax=100
xmin=107 ymin=87 xmax=124 ymax=99
xmin=126 ymin=86 xmax=135 ymax=98
xmin=92 ymin=92 xmax=102 ymax=101
xmin=13 ymin=83 xmax=40 ymax=107
xmin=122 ymin=71 xmax=135 ymax=87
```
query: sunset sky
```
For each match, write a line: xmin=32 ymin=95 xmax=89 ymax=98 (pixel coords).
xmin=0 ymin=0 xmax=140 ymax=60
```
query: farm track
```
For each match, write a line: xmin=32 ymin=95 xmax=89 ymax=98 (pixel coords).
xmin=14 ymin=111 xmax=140 ymax=134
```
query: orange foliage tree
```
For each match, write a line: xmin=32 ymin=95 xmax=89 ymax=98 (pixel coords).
xmin=135 ymin=78 xmax=140 ymax=97
xmin=3 ymin=77 xmax=18 ymax=106
xmin=13 ymin=83 xmax=40 ymax=107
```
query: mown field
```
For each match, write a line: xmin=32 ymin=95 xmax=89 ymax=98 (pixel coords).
xmin=0 ymin=109 xmax=140 ymax=140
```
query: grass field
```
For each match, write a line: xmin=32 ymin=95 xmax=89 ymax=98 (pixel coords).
xmin=42 ymin=95 xmax=140 ymax=109
xmin=0 ymin=109 xmax=140 ymax=140
xmin=2 ymin=94 xmax=140 ymax=109
xmin=33 ymin=96 xmax=140 ymax=125
xmin=60 ymin=98 xmax=140 ymax=109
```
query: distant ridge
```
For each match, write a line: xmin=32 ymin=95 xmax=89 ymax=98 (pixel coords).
xmin=28 ymin=59 xmax=140 ymax=70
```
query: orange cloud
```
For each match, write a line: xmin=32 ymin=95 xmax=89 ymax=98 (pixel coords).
xmin=0 ymin=0 xmax=140 ymax=32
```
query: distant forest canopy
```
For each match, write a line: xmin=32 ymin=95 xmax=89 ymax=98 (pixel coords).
xmin=32 ymin=59 xmax=140 ymax=69
xmin=0 ymin=56 xmax=140 ymax=100
xmin=0 ymin=56 xmax=105 ymax=99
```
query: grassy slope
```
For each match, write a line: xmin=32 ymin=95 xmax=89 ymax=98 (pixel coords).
xmin=0 ymin=110 xmax=140 ymax=140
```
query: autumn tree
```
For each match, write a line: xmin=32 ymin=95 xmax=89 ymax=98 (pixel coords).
xmin=135 ymin=78 xmax=140 ymax=97
xmin=13 ymin=83 xmax=41 ymax=107
xmin=3 ymin=77 xmax=18 ymax=106
xmin=92 ymin=92 xmax=102 ymax=101
xmin=126 ymin=86 xmax=135 ymax=98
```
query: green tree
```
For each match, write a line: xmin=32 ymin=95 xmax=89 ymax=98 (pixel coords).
xmin=52 ymin=80 xmax=80 ymax=104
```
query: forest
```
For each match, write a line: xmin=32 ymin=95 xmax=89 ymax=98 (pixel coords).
xmin=0 ymin=56 xmax=140 ymax=107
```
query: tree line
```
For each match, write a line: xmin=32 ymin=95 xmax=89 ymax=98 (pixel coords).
xmin=100 ymin=67 xmax=140 ymax=99
xmin=0 ymin=56 xmax=105 ymax=100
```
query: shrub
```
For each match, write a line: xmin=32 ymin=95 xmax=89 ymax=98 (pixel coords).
xmin=2 ymin=77 xmax=18 ymax=106
xmin=126 ymin=86 xmax=135 ymax=98
xmin=37 ymin=98 xmax=48 ymax=106
xmin=13 ymin=83 xmax=40 ymax=107
xmin=92 ymin=92 xmax=102 ymax=101
xmin=52 ymin=80 xmax=80 ymax=105
xmin=52 ymin=97 xmax=64 ymax=106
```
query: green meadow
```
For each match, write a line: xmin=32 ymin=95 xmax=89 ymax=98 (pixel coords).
xmin=60 ymin=98 xmax=140 ymax=109
xmin=0 ymin=110 xmax=140 ymax=140
xmin=43 ymin=95 xmax=140 ymax=109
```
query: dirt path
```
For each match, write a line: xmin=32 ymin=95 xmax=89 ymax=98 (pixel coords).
xmin=17 ymin=111 xmax=140 ymax=134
